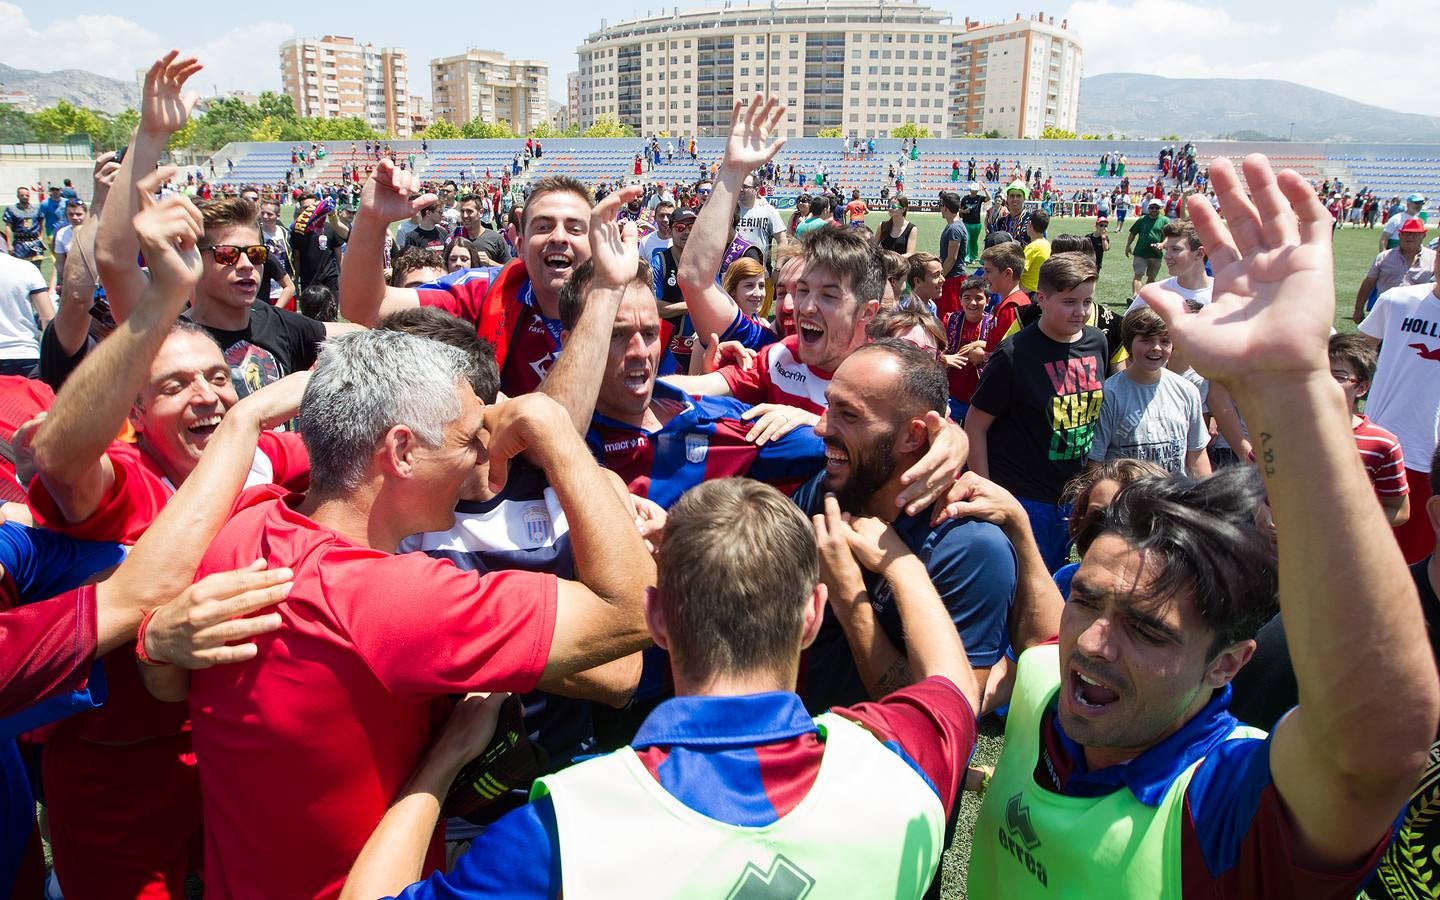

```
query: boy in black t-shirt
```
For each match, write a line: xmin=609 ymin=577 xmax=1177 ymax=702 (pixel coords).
xmin=964 ymin=253 xmax=1108 ymax=570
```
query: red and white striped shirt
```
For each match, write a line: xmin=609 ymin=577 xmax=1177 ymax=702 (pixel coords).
xmin=1354 ymin=415 xmax=1408 ymax=498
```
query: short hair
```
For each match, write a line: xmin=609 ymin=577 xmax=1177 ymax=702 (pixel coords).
xmin=557 ymin=258 xmax=654 ymax=331
xmin=455 ymin=192 xmax=483 ymax=208
xmin=64 ymin=198 xmax=86 ymax=209
xmin=198 ymin=197 xmax=258 ymax=235
xmin=906 ymin=251 xmax=941 ymax=287
xmin=808 ymin=195 xmax=831 ymax=216
xmin=960 ymin=275 xmax=988 ymax=295
xmin=1328 ymin=332 xmax=1376 ymax=385
xmin=981 ymin=241 xmax=1025 ymax=279
xmin=798 ymin=227 xmax=885 ymax=309
xmin=879 ymin=248 xmax=908 ymax=283
xmin=523 ymin=175 xmax=592 ymax=232
xmin=1160 ymin=220 xmax=1202 ymax=250
xmin=983 ymin=230 xmax=1014 ymax=250
xmin=1098 ymin=466 xmax=1277 ymax=657
xmin=1050 ymin=233 xmax=1094 ymax=260
xmin=657 ymin=479 xmax=818 ymax=684
xmin=1029 ymin=209 xmax=1050 ymax=235
xmin=298 ymin=284 xmax=337 ymax=323
xmin=849 ymin=338 xmax=948 ymax=419
xmin=654 ymin=199 xmax=675 ymax=212
xmin=796 ymin=193 xmax=812 ymax=206
xmin=1061 ymin=458 xmax=1168 ymax=555
xmin=721 ymin=256 xmax=766 ymax=300
xmin=866 ymin=308 xmax=945 ymax=356
xmin=938 ymin=191 xmax=962 ymax=214
xmin=390 ymin=248 xmax=445 ymax=287
xmin=259 ymin=198 xmax=281 ymax=213
xmin=1037 ymin=252 xmax=1097 ymax=296
xmin=1120 ymin=306 xmax=1168 ymax=355
xmin=376 ymin=307 xmax=500 ymax=403
xmin=298 ymin=330 xmax=478 ymax=494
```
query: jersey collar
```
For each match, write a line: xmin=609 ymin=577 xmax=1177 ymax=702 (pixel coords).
xmin=632 ymin=692 xmax=818 ymax=750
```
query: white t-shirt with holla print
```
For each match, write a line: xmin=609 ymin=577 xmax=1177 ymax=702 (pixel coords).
xmin=1359 ymin=282 xmax=1440 ymax=473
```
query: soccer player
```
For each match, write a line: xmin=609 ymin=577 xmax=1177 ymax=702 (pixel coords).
xmin=1087 ymin=307 xmax=1211 ymax=478
xmin=791 ymin=339 xmax=1018 ymax=712
xmin=339 ymin=478 xmax=979 ymax=900
xmin=962 ymin=152 xmax=1440 ymax=898
xmin=965 ymin=254 xmax=1108 ymax=570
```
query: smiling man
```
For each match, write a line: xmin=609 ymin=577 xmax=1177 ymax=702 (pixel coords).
xmin=340 ymin=162 xmax=594 ymax=398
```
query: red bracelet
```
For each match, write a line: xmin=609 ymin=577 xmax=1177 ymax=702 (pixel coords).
xmin=135 ymin=608 xmax=165 ymax=667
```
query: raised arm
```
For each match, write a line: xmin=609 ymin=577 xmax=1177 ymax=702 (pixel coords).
xmin=538 ymin=185 xmax=642 ymax=434
xmin=96 ymin=52 xmax=202 ymax=324
xmin=481 ymin=393 xmax=654 ymax=687
xmin=1142 ymin=153 xmax=1440 ymax=871
xmin=31 ymin=171 xmax=201 ymax=526
xmin=677 ymin=96 xmax=786 ymax=344
xmin=338 ymin=160 xmax=436 ymax=325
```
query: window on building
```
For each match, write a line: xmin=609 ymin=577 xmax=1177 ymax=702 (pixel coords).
xmin=850 ymin=95 xmax=859 ymax=105
xmin=788 ymin=81 xmax=797 ymax=90
xmin=849 ymin=113 xmax=859 ymax=122
xmin=851 ymin=66 xmax=860 ymax=75
xmin=867 ymin=113 xmax=876 ymax=122
xmin=790 ymin=34 xmax=799 ymax=42
xmin=741 ymin=52 xmax=749 ymax=60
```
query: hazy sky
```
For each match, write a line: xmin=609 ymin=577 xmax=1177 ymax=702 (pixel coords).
xmin=2 ymin=0 xmax=1434 ymax=116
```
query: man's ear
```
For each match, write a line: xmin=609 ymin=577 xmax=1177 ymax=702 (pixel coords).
xmin=1205 ymin=638 xmax=1256 ymax=689
xmin=799 ymin=582 xmax=828 ymax=650
xmin=379 ymin=425 xmax=420 ymax=478
xmin=1354 ymin=378 xmax=1371 ymax=402
xmin=644 ymin=586 xmax=668 ymax=650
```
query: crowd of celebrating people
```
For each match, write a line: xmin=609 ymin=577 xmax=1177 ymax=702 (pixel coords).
xmin=1 ymin=49 xmax=1439 ymax=900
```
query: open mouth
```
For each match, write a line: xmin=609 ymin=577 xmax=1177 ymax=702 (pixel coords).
xmin=187 ymin=414 xmax=223 ymax=439
xmin=234 ymin=278 xmax=258 ymax=293
xmin=620 ymin=368 xmax=650 ymax=394
xmin=1068 ymin=666 xmax=1121 ymax=713
xmin=542 ymin=253 xmax=572 ymax=274
xmin=823 ymin=440 xmax=850 ymax=475
xmin=798 ymin=321 xmax=825 ymax=345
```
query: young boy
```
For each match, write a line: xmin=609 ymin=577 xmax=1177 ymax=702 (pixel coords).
xmin=965 ymin=253 xmax=1109 ymax=570
xmin=1087 ymin=307 xmax=1211 ymax=478
xmin=942 ymin=276 xmax=995 ymax=420
xmin=1019 ymin=208 xmax=1051 ymax=295
xmin=979 ymin=241 xmax=1031 ymax=345
xmin=1330 ymin=333 xmax=1409 ymax=525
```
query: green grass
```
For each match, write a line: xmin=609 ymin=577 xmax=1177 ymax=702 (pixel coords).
xmin=869 ymin=212 xmax=1379 ymax=336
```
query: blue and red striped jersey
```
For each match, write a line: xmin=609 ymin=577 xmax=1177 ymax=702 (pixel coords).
xmin=586 ymin=381 xmax=825 ymax=509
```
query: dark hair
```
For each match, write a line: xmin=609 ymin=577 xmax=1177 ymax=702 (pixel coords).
xmin=658 ymin=480 xmax=818 ymax=684
xmin=198 ymin=197 xmax=259 ymax=235
xmin=1328 ymin=332 xmax=1377 ymax=385
xmin=796 ymin=193 xmax=812 ymax=206
xmin=850 ymin=337 xmax=948 ymax=419
xmin=939 ymin=191 xmax=962 ymax=214
xmin=299 ymin=284 xmax=338 ymax=323
xmin=389 ymin=248 xmax=445 ymax=287
xmin=1029 ymin=209 xmax=1050 ymax=235
xmin=557 ymin=258 xmax=654 ymax=331
xmin=1037 ymin=253 xmax=1097 ymax=296
xmin=376 ymin=307 xmax=500 ymax=403
xmin=1050 ymin=234 xmax=1095 ymax=260
xmin=1121 ymin=307 xmax=1168 ymax=355
xmin=522 ymin=175 xmax=592 ymax=232
xmin=442 ymin=235 xmax=481 ymax=268
xmin=809 ymin=194 xmax=831 ymax=216
xmin=960 ymin=275 xmax=987 ymax=295
xmin=981 ymin=241 xmax=1025 ymax=280
xmin=1431 ymin=445 xmax=1440 ymax=496
xmin=799 ymin=227 xmax=886 ymax=309
xmin=1098 ymin=466 xmax=1278 ymax=656
xmin=906 ymin=251 xmax=941 ymax=287
xmin=1062 ymin=458 xmax=1169 ymax=555
xmin=983 ymin=230 xmax=1013 ymax=250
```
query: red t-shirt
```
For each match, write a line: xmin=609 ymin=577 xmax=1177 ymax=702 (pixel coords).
xmin=988 ymin=288 xmax=1032 ymax=352
xmin=1353 ymin=415 xmax=1408 ymax=499
xmin=189 ymin=485 xmax=558 ymax=900
xmin=0 ymin=583 xmax=95 ymax=719
xmin=717 ymin=334 xmax=833 ymax=415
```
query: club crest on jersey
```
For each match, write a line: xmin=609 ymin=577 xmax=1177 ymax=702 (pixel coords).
xmin=523 ymin=505 xmax=553 ymax=545
xmin=685 ymin=433 xmax=710 ymax=463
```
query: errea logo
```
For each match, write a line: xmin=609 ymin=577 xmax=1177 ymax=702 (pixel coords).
xmin=998 ymin=793 xmax=1048 ymax=888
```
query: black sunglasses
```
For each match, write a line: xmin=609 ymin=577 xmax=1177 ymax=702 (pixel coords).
xmin=201 ymin=244 xmax=268 ymax=266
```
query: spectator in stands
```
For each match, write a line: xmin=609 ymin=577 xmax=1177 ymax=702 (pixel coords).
xmin=1351 ymin=218 xmax=1434 ymax=325
xmin=1329 ymin=333 xmax=1409 ymax=525
xmin=1088 ymin=307 xmax=1210 ymax=477
xmin=965 ymin=253 xmax=1108 ymax=570
xmin=1125 ymin=198 xmax=1168 ymax=295
xmin=455 ymin=193 xmax=509 ymax=266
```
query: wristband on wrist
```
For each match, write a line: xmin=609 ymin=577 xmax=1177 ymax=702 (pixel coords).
xmin=135 ymin=607 xmax=166 ymax=667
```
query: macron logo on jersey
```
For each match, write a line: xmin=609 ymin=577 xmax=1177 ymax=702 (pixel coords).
xmin=766 ymin=343 xmax=830 ymax=412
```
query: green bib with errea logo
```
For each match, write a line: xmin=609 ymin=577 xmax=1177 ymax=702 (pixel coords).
xmin=968 ymin=644 xmax=1264 ymax=899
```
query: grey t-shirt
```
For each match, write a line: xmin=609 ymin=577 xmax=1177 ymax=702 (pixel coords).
xmin=1088 ymin=368 xmax=1208 ymax=474
xmin=939 ymin=220 xmax=969 ymax=278
xmin=735 ymin=201 xmax=785 ymax=265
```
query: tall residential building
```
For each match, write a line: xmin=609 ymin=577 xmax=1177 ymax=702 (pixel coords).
xmin=279 ymin=36 xmax=413 ymax=136
xmin=951 ymin=13 xmax=1082 ymax=138
xmin=565 ymin=71 xmax=581 ymax=131
xmin=430 ymin=49 xmax=550 ymax=133
xmin=407 ymin=95 xmax=432 ymax=136
xmin=576 ymin=1 xmax=1083 ymax=140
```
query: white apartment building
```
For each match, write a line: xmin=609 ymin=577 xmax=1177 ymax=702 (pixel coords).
xmin=279 ymin=36 xmax=412 ymax=136
xmin=951 ymin=13 xmax=1082 ymax=138
xmin=430 ymin=49 xmax=550 ymax=133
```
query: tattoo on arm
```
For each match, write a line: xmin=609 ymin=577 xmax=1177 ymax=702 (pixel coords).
xmin=876 ymin=656 xmax=915 ymax=696
xmin=1260 ymin=431 xmax=1276 ymax=477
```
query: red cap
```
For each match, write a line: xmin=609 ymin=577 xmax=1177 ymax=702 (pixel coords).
xmin=1400 ymin=218 xmax=1428 ymax=234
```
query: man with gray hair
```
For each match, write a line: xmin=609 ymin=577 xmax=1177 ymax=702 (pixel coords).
xmin=182 ymin=328 xmax=657 ymax=900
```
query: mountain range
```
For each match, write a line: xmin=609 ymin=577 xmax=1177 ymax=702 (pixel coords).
xmin=0 ymin=62 xmax=139 ymax=115
xmin=1077 ymin=73 xmax=1440 ymax=143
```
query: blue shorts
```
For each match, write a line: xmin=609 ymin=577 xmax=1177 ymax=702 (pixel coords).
xmin=1017 ymin=496 xmax=1074 ymax=573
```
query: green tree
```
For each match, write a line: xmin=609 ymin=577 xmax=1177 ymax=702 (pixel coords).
xmin=100 ymin=109 xmax=140 ymax=150
xmin=421 ymin=119 xmax=462 ymax=139
xmin=1041 ymin=125 xmax=1077 ymax=140
xmin=890 ymin=121 xmax=931 ymax=139
xmin=304 ymin=117 xmax=379 ymax=141
xmin=983 ymin=129 xmax=1002 ymax=139
xmin=31 ymin=100 xmax=105 ymax=143
xmin=256 ymin=91 xmax=298 ymax=122
xmin=584 ymin=115 xmax=634 ymax=138
xmin=528 ymin=121 xmax=563 ymax=139
xmin=462 ymin=118 xmax=515 ymax=139
xmin=816 ymin=126 xmax=844 ymax=138
xmin=0 ymin=104 xmax=37 ymax=143
xmin=249 ymin=115 xmax=283 ymax=143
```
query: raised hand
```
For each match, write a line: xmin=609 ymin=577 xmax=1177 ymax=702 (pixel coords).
xmin=722 ymin=95 xmax=788 ymax=175
xmin=361 ymin=158 xmax=435 ymax=224
xmin=588 ymin=184 xmax=643 ymax=290
xmin=139 ymin=50 xmax=202 ymax=138
xmin=1139 ymin=154 xmax=1334 ymax=390
xmin=132 ymin=166 xmax=203 ymax=301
